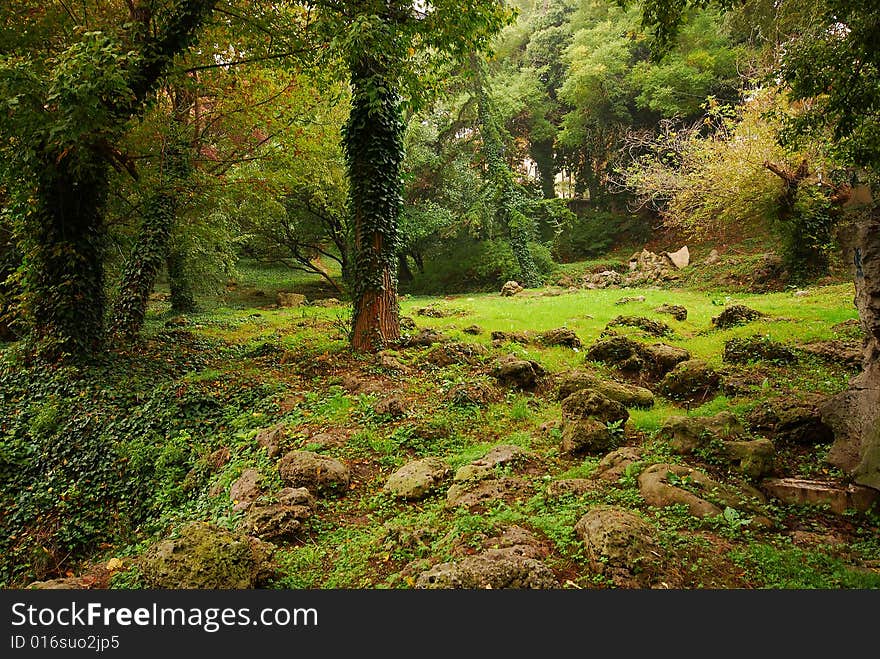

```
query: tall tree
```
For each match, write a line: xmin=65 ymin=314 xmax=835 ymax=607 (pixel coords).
xmin=0 ymin=1 xmax=217 ymax=359
xmin=312 ymin=0 xmax=512 ymax=352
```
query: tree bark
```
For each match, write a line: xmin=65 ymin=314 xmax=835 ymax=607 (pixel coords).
xmin=344 ymin=57 xmax=404 ymax=352
xmin=167 ymin=248 xmax=198 ymax=314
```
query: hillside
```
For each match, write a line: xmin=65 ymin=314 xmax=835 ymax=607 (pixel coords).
xmin=4 ymin=255 xmax=878 ymax=591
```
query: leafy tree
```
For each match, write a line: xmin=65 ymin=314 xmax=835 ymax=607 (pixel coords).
xmin=0 ymin=1 xmax=217 ymax=359
xmin=311 ymin=0 xmax=513 ymax=352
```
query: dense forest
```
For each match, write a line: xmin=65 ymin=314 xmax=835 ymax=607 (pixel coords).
xmin=0 ymin=0 xmax=878 ymax=591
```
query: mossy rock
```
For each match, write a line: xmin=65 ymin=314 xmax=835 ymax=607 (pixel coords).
xmin=658 ymin=359 xmax=720 ymax=401
xmin=561 ymin=389 xmax=629 ymax=425
xmin=139 ymin=522 xmax=275 ymax=589
xmin=723 ymin=335 xmax=797 ymax=365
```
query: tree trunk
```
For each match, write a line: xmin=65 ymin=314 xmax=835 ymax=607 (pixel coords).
xmin=531 ymin=138 xmax=557 ymax=200
xmin=343 ymin=57 xmax=404 ymax=352
xmin=822 ymin=215 xmax=880 ymax=490
xmin=167 ymin=248 xmax=197 ymax=314
xmin=110 ymin=130 xmax=190 ymax=339
xmin=26 ymin=154 xmax=108 ymax=358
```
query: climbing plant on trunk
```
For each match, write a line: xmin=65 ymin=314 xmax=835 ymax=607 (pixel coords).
xmin=0 ymin=0 xmax=217 ymax=360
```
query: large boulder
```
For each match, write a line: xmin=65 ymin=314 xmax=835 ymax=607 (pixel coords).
xmin=723 ymin=439 xmax=776 ymax=479
xmin=638 ymin=463 xmax=767 ymax=520
xmin=229 ymin=468 xmax=263 ymax=511
xmin=139 ymin=522 xmax=274 ymax=589
xmin=445 ymin=477 xmax=533 ymax=510
xmin=561 ymin=389 xmax=629 ymax=425
xmin=747 ymin=395 xmax=834 ymax=445
xmin=491 ymin=354 xmax=545 ymax=390
xmin=278 ymin=450 xmax=351 ymax=495
xmin=538 ymin=327 xmax=582 ymax=348
xmin=712 ymin=305 xmax=765 ymax=329
xmin=557 ymin=371 xmax=654 ymax=408
xmin=657 ymin=411 xmax=745 ymax=454
xmin=415 ymin=531 xmax=556 ymax=589
xmin=723 ymin=335 xmax=797 ymax=365
xmin=574 ymin=506 xmax=661 ymax=586
xmin=640 ymin=343 xmax=691 ymax=375
xmin=500 ymin=281 xmax=524 ymax=297
xmin=585 ymin=335 xmax=645 ymax=371
xmin=666 ymin=245 xmax=690 ymax=269
xmin=238 ymin=488 xmax=315 ymax=541
xmin=658 ymin=359 xmax=720 ymax=401
xmin=562 ymin=418 xmax=617 ymax=455
xmin=383 ymin=458 xmax=451 ymax=500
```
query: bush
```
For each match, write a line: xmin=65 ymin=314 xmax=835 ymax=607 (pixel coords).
xmin=405 ymin=238 xmax=556 ymax=294
xmin=552 ymin=208 xmax=651 ymax=262
xmin=777 ymin=185 xmax=836 ymax=281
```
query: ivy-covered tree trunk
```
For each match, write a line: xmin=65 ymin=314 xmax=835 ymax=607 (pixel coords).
xmin=110 ymin=130 xmax=191 ymax=339
xmin=167 ymin=248 xmax=197 ymax=314
xmin=343 ymin=57 xmax=405 ymax=352
xmin=472 ymin=59 xmax=540 ymax=288
xmin=25 ymin=153 xmax=108 ymax=357
xmin=13 ymin=0 xmax=216 ymax=360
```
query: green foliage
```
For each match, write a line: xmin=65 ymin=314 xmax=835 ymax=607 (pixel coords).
xmin=552 ymin=207 xmax=651 ymax=261
xmin=780 ymin=184 xmax=836 ymax=281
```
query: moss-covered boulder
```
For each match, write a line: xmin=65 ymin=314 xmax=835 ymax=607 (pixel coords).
xmin=574 ymin=505 xmax=661 ymax=587
xmin=723 ymin=335 xmax=797 ymax=365
xmin=557 ymin=371 xmax=654 ymax=408
xmin=278 ymin=450 xmax=351 ymax=495
xmin=561 ymin=389 xmax=629 ymax=425
xmin=139 ymin=522 xmax=275 ymax=589
xmin=657 ymin=411 xmax=745 ymax=454
xmin=659 ymin=359 xmax=720 ymax=401
xmin=383 ymin=457 xmax=451 ymax=500
xmin=712 ymin=305 xmax=766 ymax=329
xmin=562 ymin=418 xmax=617 ymax=455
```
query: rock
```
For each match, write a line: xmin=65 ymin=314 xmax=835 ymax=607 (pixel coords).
xmin=254 ymin=425 xmax=285 ymax=459
xmin=277 ymin=451 xmax=351 ymax=495
xmin=490 ymin=355 xmax=545 ymax=390
xmin=638 ymin=463 xmax=767 ymax=519
xmin=760 ymin=478 xmax=879 ymax=514
xmin=584 ymin=335 xmax=689 ymax=375
xmin=416 ymin=304 xmax=456 ymax=318
xmin=704 ymin=249 xmax=721 ymax=266
xmin=422 ymin=342 xmax=487 ymax=367
xmin=399 ymin=327 xmax=446 ymax=348
xmin=500 ymin=281 xmax=524 ymax=297
xmin=445 ymin=381 xmax=496 ymax=407
xmin=546 ymin=479 xmax=597 ymax=496
xmin=822 ymin=216 xmax=880 ymax=489
xmin=276 ymin=292 xmax=306 ymax=308
xmin=747 ymin=395 xmax=834 ymax=445
xmin=585 ymin=335 xmax=645 ymax=371
xmin=723 ymin=335 xmax=798 ymax=364
xmin=798 ymin=340 xmax=863 ymax=369
xmin=584 ymin=270 xmax=624 ymax=289
xmin=724 ymin=439 xmax=776 ymax=478
xmin=400 ymin=316 xmax=416 ymax=331
xmin=28 ymin=577 xmax=94 ymax=589
xmin=615 ymin=296 xmax=646 ymax=305
xmin=655 ymin=304 xmax=688 ymax=321
xmin=562 ymin=418 xmax=616 ymax=455
xmin=445 ymin=477 xmax=532 ymax=510
xmin=139 ymin=522 xmax=274 ymax=589
xmin=658 ymin=359 xmax=720 ymax=402
xmin=230 ymin=468 xmax=263 ymax=511
xmin=538 ymin=327 xmax=582 ymax=348
xmin=557 ymin=371 xmax=654 ymax=408
xmin=607 ymin=315 xmax=672 ymax=337
xmin=472 ymin=444 xmax=533 ymax=469
xmin=415 ymin=550 xmax=556 ymax=589
xmin=593 ymin=447 xmax=643 ymax=482
xmin=453 ymin=463 xmax=495 ymax=482
xmin=490 ymin=330 xmax=533 ymax=344
xmin=749 ymin=253 xmax=788 ymax=292
xmin=463 ymin=325 xmax=483 ymax=335
xmin=640 ymin=343 xmax=691 ymax=375
xmin=574 ymin=506 xmax=660 ymax=586
xmin=560 ymin=389 xmax=629 ymax=425
xmin=658 ymin=411 xmax=745 ymax=454
xmin=373 ymin=395 xmax=407 ymax=418
xmin=666 ymin=245 xmax=690 ymax=269
xmin=712 ymin=305 xmax=765 ymax=329
xmin=238 ymin=488 xmax=315 ymax=541
xmin=384 ymin=458 xmax=451 ymax=500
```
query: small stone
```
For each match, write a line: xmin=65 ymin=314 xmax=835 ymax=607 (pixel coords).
xmin=384 ymin=458 xmax=451 ymax=500
xmin=500 ymin=281 xmax=524 ymax=297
